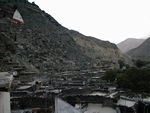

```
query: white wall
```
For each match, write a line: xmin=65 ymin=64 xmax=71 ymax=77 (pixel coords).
xmin=0 ymin=92 xmax=11 ymax=113
xmin=86 ymin=103 xmax=116 ymax=113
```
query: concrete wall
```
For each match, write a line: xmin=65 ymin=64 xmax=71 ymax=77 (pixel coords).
xmin=86 ymin=103 xmax=116 ymax=113
xmin=0 ymin=92 xmax=11 ymax=113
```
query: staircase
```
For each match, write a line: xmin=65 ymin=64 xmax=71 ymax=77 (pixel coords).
xmin=0 ymin=51 xmax=37 ymax=90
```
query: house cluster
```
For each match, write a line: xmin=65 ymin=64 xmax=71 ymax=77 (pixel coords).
xmin=50 ymin=69 xmax=105 ymax=89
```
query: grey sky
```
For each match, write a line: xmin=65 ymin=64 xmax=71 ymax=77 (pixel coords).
xmin=28 ymin=0 xmax=150 ymax=44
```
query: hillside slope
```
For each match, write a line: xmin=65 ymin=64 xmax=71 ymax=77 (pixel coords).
xmin=69 ymin=30 xmax=132 ymax=67
xmin=127 ymin=37 xmax=150 ymax=61
xmin=0 ymin=2 xmax=132 ymax=76
xmin=117 ymin=38 xmax=145 ymax=53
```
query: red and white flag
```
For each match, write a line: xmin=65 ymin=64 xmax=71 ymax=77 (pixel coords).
xmin=13 ymin=9 xmax=24 ymax=24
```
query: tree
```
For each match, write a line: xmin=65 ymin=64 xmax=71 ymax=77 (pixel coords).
xmin=116 ymin=67 xmax=150 ymax=92
xmin=118 ymin=60 xmax=125 ymax=69
xmin=135 ymin=60 xmax=146 ymax=68
xmin=102 ymin=70 xmax=117 ymax=82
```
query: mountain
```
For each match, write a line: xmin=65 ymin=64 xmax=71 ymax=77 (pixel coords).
xmin=127 ymin=37 xmax=150 ymax=61
xmin=117 ymin=38 xmax=145 ymax=53
xmin=69 ymin=30 xmax=132 ymax=67
xmin=0 ymin=2 xmax=132 ymax=76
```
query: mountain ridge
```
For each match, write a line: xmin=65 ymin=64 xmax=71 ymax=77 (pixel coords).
xmin=117 ymin=38 xmax=146 ymax=53
xmin=127 ymin=37 xmax=150 ymax=61
xmin=0 ymin=2 xmax=132 ymax=75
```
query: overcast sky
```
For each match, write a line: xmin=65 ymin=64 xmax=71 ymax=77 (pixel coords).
xmin=28 ymin=0 xmax=150 ymax=44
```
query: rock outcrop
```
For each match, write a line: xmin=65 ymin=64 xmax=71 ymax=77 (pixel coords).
xmin=69 ymin=30 xmax=132 ymax=68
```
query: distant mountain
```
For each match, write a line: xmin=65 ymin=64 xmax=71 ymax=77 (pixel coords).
xmin=127 ymin=37 xmax=150 ymax=61
xmin=117 ymin=38 xmax=145 ymax=53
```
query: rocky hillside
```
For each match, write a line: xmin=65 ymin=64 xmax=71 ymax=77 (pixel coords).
xmin=127 ymin=37 xmax=150 ymax=61
xmin=0 ymin=2 xmax=132 ymax=76
xmin=117 ymin=38 xmax=145 ymax=53
xmin=69 ymin=30 xmax=132 ymax=67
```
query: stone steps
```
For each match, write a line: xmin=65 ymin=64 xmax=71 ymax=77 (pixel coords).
xmin=2 ymin=59 xmax=9 ymax=63
xmin=6 ymin=62 xmax=19 ymax=66
xmin=19 ymin=71 xmax=37 ymax=76
xmin=12 ymin=67 xmax=25 ymax=71
xmin=12 ymin=65 xmax=25 ymax=69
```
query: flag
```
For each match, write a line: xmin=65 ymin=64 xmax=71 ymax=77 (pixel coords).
xmin=13 ymin=10 xmax=24 ymax=24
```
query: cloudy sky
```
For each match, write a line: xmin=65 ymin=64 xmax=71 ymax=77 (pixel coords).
xmin=28 ymin=0 xmax=150 ymax=44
